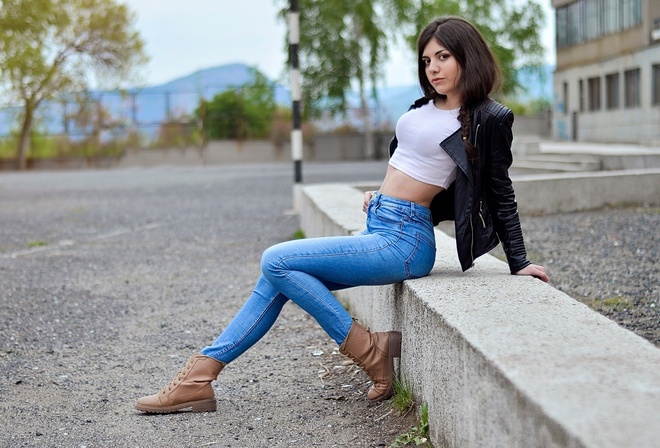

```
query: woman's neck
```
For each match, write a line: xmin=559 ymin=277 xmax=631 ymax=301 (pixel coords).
xmin=433 ymin=95 xmax=462 ymax=110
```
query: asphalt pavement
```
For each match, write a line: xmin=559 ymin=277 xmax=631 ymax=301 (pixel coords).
xmin=1 ymin=161 xmax=423 ymax=448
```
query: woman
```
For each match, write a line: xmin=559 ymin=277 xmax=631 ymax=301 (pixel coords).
xmin=135 ymin=16 xmax=549 ymax=414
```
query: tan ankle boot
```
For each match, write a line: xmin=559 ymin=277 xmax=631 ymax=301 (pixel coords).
xmin=135 ymin=354 xmax=226 ymax=413
xmin=339 ymin=321 xmax=402 ymax=402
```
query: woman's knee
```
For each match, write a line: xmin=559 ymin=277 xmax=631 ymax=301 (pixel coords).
xmin=261 ymin=243 xmax=289 ymax=278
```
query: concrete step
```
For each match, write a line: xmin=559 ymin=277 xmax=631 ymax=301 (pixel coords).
xmin=512 ymin=154 xmax=602 ymax=173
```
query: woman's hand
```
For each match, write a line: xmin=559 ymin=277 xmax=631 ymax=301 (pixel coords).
xmin=515 ymin=264 xmax=549 ymax=282
xmin=363 ymin=191 xmax=375 ymax=213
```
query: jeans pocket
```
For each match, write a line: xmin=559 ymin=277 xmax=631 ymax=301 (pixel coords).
xmin=374 ymin=204 xmax=405 ymax=225
xmin=405 ymin=234 xmax=436 ymax=278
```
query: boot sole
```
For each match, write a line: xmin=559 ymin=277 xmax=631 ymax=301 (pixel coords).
xmin=368 ymin=331 xmax=402 ymax=402
xmin=135 ymin=398 xmax=217 ymax=414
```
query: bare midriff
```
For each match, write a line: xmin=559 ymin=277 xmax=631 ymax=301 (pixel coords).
xmin=378 ymin=165 xmax=445 ymax=208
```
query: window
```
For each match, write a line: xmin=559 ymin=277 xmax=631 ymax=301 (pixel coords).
xmin=622 ymin=0 xmax=642 ymax=30
xmin=606 ymin=73 xmax=619 ymax=109
xmin=588 ymin=77 xmax=601 ymax=111
xmin=563 ymin=82 xmax=569 ymax=114
xmin=602 ymin=0 xmax=619 ymax=35
xmin=653 ymin=65 xmax=660 ymax=106
xmin=556 ymin=0 xmax=642 ymax=49
xmin=579 ymin=79 xmax=585 ymax=112
xmin=624 ymin=69 xmax=641 ymax=108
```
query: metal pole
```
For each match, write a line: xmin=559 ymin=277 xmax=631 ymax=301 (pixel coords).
xmin=289 ymin=0 xmax=302 ymax=184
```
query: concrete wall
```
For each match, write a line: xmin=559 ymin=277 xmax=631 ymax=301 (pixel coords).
xmin=512 ymin=169 xmax=660 ymax=215
xmin=300 ymin=180 xmax=660 ymax=448
xmin=118 ymin=123 xmax=551 ymax=168
xmin=117 ymin=141 xmax=291 ymax=167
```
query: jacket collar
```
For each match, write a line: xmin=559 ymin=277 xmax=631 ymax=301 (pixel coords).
xmin=408 ymin=96 xmax=475 ymax=186
xmin=440 ymin=130 xmax=473 ymax=186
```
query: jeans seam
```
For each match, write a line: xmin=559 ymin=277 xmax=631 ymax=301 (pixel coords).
xmin=280 ymin=269 xmax=350 ymax=328
xmin=212 ymin=293 xmax=283 ymax=359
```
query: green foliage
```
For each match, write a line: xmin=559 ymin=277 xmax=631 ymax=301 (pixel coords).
xmin=400 ymin=0 xmax=546 ymax=97
xmin=502 ymin=97 xmax=552 ymax=116
xmin=0 ymin=0 xmax=147 ymax=168
xmin=156 ymin=120 xmax=201 ymax=148
xmin=290 ymin=229 xmax=306 ymax=240
xmin=391 ymin=377 xmax=415 ymax=415
xmin=281 ymin=0 xmax=546 ymax=116
xmin=293 ymin=0 xmax=407 ymax=118
xmin=592 ymin=296 xmax=632 ymax=312
xmin=391 ymin=402 xmax=431 ymax=447
xmin=198 ymin=69 xmax=277 ymax=140
xmin=390 ymin=379 xmax=432 ymax=447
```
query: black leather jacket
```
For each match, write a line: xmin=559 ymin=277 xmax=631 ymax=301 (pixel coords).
xmin=389 ymin=97 xmax=531 ymax=273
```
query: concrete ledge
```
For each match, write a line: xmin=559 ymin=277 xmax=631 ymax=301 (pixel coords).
xmin=512 ymin=169 xmax=660 ymax=215
xmin=300 ymin=183 xmax=660 ymax=448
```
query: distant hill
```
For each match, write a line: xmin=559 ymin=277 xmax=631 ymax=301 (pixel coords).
xmin=0 ymin=63 xmax=553 ymax=138
xmin=138 ymin=63 xmax=291 ymax=104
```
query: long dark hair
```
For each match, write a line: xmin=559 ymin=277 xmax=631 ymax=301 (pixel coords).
xmin=417 ymin=16 xmax=501 ymax=159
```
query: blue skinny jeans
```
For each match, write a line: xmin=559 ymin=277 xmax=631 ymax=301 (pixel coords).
xmin=200 ymin=193 xmax=436 ymax=364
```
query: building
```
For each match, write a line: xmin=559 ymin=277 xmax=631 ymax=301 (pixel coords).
xmin=552 ymin=0 xmax=660 ymax=144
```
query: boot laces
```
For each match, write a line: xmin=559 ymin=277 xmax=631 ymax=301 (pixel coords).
xmin=160 ymin=358 xmax=194 ymax=394
xmin=344 ymin=353 xmax=376 ymax=382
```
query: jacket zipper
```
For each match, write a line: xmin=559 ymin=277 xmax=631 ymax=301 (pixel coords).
xmin=469 ymin=214 xmax=475 ymax=266
xmin=478 ymin=200 xmax=486 ymax=227
xmin=470 ymin=122 xmax=481 ymax=266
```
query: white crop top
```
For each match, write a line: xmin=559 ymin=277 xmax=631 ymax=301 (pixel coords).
xmin=389 ymin=101 xmax=460 ymax=189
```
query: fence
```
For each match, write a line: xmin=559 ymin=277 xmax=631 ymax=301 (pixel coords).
xmin=0 ymin=83 xmax=401 ymax=160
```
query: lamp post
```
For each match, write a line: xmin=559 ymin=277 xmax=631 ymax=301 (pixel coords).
xmin=289 ymin=0 xmax=302 ymax=185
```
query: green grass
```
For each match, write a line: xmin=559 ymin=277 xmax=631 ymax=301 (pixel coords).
xmin=591 ymin=296 xmax=632 ymax=312
xmin=390 ymin=379 xmax=432 ymax=447
xmin=27 ymin=241 xmax=48 ymax=248
xmin=391 ymin=377 xmax=415 ymax=415
xmin=290 ymin=229 xmax=306 ymax=240
xmin=391 ymin=402 xmax=431 ymax=447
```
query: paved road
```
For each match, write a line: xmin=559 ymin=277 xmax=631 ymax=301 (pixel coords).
xmin=1 ymin=162 xmax=422 ymax=448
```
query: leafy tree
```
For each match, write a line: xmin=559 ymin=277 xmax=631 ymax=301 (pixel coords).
xmin=199 ymin=69 xmax=277 ymax=140
xmin=293 ymin=0 xmax=409 ymax=157
xmin=399 ymin=0 xmax=547 ymax=95
xmin=282 ymin=0 xmax=545 ymax=156
xmin=0 ymin=0 xmax=147 ymax=169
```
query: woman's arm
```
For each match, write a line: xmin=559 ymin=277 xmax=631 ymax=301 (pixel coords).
xmin=485 ymin=109 xmax=548 ymax=281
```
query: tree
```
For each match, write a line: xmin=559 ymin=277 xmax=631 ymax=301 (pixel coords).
xmin=283 ymin=0 xmax=546 ymax=157
xmin=0 ymin=0 xmax=147 ymax=170
xmin=198 ymin=69 xmax=277 ymax=140
xmin=399 ymin=0 xmax=547 ymax=95
xmin=294 ymin=0 xmax=410 ymax=158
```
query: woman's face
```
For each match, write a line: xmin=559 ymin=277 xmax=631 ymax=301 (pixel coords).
xmin=422 ymin=39 xmax=461 ymax=102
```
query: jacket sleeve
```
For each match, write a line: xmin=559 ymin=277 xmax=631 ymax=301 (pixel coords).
xmin=484 ymin=110 xmax=531 ymax=274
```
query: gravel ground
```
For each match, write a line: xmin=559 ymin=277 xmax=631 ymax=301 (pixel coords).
xmin=519 ymin=206 xmax=660 ymax=347
xmin=1 ymin=161 xmax=658 ymax=448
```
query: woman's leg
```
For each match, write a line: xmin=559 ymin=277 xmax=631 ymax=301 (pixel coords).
xmin=198 ymin=276 xmax=288 ymax=363
xmin=259 ymin=194 xmax=436 ymax=346
xmin=136 ymin=194 xmax=435 ymax=411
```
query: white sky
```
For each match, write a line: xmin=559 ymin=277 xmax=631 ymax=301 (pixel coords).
xmin=124 ymin=0 xmax=555 ymax=88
